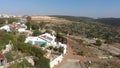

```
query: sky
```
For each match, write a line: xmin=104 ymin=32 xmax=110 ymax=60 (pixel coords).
xmin=0 ymin=0 xmax=120 ymax=18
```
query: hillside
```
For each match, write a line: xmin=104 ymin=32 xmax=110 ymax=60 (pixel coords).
xmin=96 ymin=18 xmax=120 ymax=26
xmin=51 ymin=15 xmax=120 ymax=26
xmin=44 ymin=16 xmax=120 ymax=43
xmin=26 ymin=15 xmax=120 ymax=43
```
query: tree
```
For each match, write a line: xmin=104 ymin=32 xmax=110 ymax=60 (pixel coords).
xmin=26 ymin=16 xmax=32 ymax=30
xmin=39 ymin=22 xmax=46 ymax=30
xmin=26 ymin=16 xmax=31 ymax=22
xmin=8 ymin=18 xmax=18 ymax=24
xmin=0 ymin=18 xmax=5 ymax=25
xmin=32 ymin=30 xmax=41 ymax=36
xmin=31 ymin=23 xmax=39 ymax=30
xmin=26 ymin=22 xmax=31 ymax=30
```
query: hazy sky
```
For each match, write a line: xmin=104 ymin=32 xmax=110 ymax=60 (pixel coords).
xmin=0 ymin=0 xmax=120 ymax=18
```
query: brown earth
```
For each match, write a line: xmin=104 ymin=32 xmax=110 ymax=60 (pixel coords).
xmin=54 ymin=37 xmax=120 ymax=68
xmin=31 ymin=16 xmax=71 ymax=24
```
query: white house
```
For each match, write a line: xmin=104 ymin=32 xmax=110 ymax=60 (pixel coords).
xmin=15 ymin=22 xmax=27 ymax=33
xmin=25 ymin=33 xmax=67 ymax=68
xmin=25 ymin=33 xmax=56 ymax=47
xmin=18 ymin=28 xmax=26 ymax=33
xmin=0 ymin=25 xmax=10 ymax=32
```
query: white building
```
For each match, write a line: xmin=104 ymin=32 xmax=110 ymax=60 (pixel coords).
xmin=25 ymin=33 xmax=56 ymax=47
xmin=17 ymin=23 xmax=27 ymax=33
xmin=0 ymin=20 xmax=27 ymax=33
xmin=18 ymin=28 xmax=26 ymax=33
xmin=25 ymin=33 xmax=67 ymax=68
xmin=0 ymin=25 xmax=11 ymax=32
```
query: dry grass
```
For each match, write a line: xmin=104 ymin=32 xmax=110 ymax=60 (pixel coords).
xmin=85 ymin=61 xmax=120 ymax=68
xmin=68 ymin=36 xmax=114 ymax=58
xmin=31 ymin=16 xmax=71 ymax=24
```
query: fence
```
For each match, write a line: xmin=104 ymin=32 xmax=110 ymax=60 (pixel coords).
xmin=50 ymin=43 xmax=67 ymax=68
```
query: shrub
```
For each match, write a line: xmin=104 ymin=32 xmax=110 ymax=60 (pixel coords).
xmin=95 ymin=40 xmax=102 ymax=46
xmin=77 ymin=51 xmax=84 ymax=56
xmin=17 ymin=35 xmax=26 ymax=42
xmin=4 ymin=52 xmax=14 ymax=62
xmin=34 ymin=57 xmax=50 ymax=68
xmin=58 ymin=47 xmax=64 ymax=54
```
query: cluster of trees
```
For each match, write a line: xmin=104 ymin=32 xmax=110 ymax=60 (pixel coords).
xmin=26 ymin=16 xmax=46 ymax=36
xmin=0 ymin=18 xmax=19 ymax=25
xmin=26 ymin=16 xmax=46 ymax=30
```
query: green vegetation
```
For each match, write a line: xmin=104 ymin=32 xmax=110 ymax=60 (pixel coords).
xmin=0 ymin=31 xmax=15 ymax=48
xmin=77 ymin=51 xmax=84 ymax=56
xmin=32 ymin=30 xmax=42 ymax=36
xmin=8 ymin=59 xmax=32 ymax=68
xmin=34 ymin=57 xmax=50 ymax=68
xmin=17 ymin=34 xmax=26 ymax=42
xmin=39 ymin=22 xmax=46 ymax=30
xmin=0 ymin=30 xmax=50 ymax=68
xmin=0 ymin=18 xmax=19 ymax=24
xmin=58 ymin=46 xmax=64 ymax=54
xmin=1 ymin=15 xmax=120 ymax=68
xmin=26 ymin=16 xmax=46 ymax=30
xmin=26 ymin=16 xmax=32 ymax=30
xmin=56 ymin=33 xmax=67 ymax=44
xmin=96 ymin=18 xmax=120 ymax=26
xmin=95 ymin=40 xmax=102 ymax=46
xmin=31 ymin=22 xmax=40 ymax=30
xmin=4 ymin=52 xmax=14 ymax=62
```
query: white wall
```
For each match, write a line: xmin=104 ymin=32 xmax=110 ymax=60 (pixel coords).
xmin=50 ymin=43 xmax=67 ymax=68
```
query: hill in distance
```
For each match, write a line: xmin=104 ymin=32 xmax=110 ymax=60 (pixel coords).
xmin=49 ymin=15 xmax=120 ymax=26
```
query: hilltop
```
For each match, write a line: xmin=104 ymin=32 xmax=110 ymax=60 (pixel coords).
xmin=52 ymin=15 xmax=120 ymax=26
xmin=31 ymin=16 xmax=71 ymax=24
